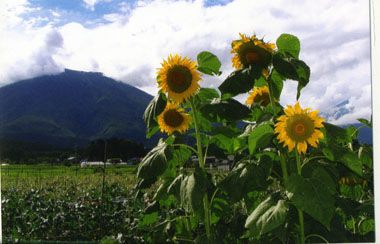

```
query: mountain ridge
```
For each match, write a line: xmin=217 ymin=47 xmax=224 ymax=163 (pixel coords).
xmin=0 ymin=69 xmax=155 ymax=148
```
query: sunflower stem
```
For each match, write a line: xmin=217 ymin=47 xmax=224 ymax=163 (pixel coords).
xmin=295 ymin=146 xmax=305 ymax=244
xmin=189 ymin=97 xmax=211 ymax=239
xmin=279 ymin=151 xmax=288 ymax=184
xmin=267 ymin=73 xmax=278 ymax=116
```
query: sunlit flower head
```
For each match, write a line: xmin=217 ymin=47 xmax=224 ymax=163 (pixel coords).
xmin=246 ymin=86 xmax=271 ymax=107
xmin=157 ymin=54 xmax=202 ymax=103
xmin=158 ymin=102 xmax=191 ymax=135
xmin=274 ymin=102 xmax=325 ymax=154
xmin=231 ymin=33 xmax=275 ymax=77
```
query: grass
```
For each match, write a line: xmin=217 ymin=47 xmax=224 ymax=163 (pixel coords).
xmin=1 ymin=164 xmax=138 ymax=195
xmin=1 ymin=163 xmax=136 ymax=177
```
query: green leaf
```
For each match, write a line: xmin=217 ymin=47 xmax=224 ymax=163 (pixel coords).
xmin=141 ymin=212 xmax=158 ymax=225
xmin=167 ymin=174 xmax=185 ymax=202
xmin=324 ymin=122 xmax=350 ymax=144
xmin=195 ymin=88 xmax=219 ymax=104
xmin=218 ymin=65 xmax=261 ymax=98
xmin=254 ymin=76 xmax=268 ymax=87
xmin=137 ymin=139 xmax=172 ymax=180
xmin=345 ymin=126 xmax=358 ymax=141
xmin=358 ymin=218 xmax=375 ymax=235
xmin=248 ymin=124 xmax=274 ymax=155
xmin=276 ymin=34 xmax=301 ymax=59
xmin=210 ymin=126 xmax=241 ymax=153
xmin=358 ymin=118 xmax=372 ymax=128
xmin=286 ymin=174 xmax=334 ymax=229
xmin=324 ymin=142 xmax=363 ymax=176
xmin=219 ymin=157 xmax=272 ymax=203
xmin=142 ymin=92 xmax=167 ymax=137
xmin=200 ymin=98 xmax=251 ymax=122
xmin=180 ymin=168 xmax=207 ymax=215
xmin=270 ymin=69 xmax=284 ymax=100
xmin=322 ymin=147 xmax=334 ymax=161
xmin=358 ymin=145 xmax=373 ymax=169
xmin=272 ymin=52 xmax=310 ymax=99
xmin=245 ymin=196 xmax=288 ymax=237
xmin=197 ymin=51 xmax=222 ymax=76
xmin=311 ymin=167 xmax=336 ymax=195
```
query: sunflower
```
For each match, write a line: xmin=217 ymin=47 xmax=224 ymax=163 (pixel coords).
xmin=157 ymin=54 xmax=202 ymax=103
xmin=246 ymin=86 xmax=271 ymax=107
xmin=158 ymin=102 xmax=191 ymax=135
xmin=274 ymin=102 xmax=325 ymax=154
xmin=231 ymin=33 xmax=276 ymax=77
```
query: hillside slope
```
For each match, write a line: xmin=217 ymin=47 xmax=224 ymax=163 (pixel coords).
xmin=0 ymin=69 xmax=153 ymax=148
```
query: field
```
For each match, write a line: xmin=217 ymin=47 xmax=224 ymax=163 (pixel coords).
xmin=1 ymin=164 xmax=154 ymax=243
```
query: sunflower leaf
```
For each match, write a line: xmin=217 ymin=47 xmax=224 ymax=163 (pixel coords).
xmin=245 ymin=195 xmax=288 ymax=237
xmin=357 ymin=118 xmax=372 ymax=128
xmin=180 ymin=167 xmax=208 ymax=216
xmin=276 ymin=34 xmax=301 ymax=59
xmin=218 ymin=156 xmax=272 ymax=203
xmin=219 ymin=66 xmax=261 ymax=98
xmin=248 ymin=124 xmax=274 ymax=155
xmin=197 ymin=51 xmax=222 ymax=76
xmin=272 ymin=52 xmax=310 ymax=100
xmin=323 ymin=142 xmax=363 ymax=176
xmin=143 ymin=92 xmax=167 ymax=137
xmin=286 ymin=174 xmax=335 ymax=230
xmin=270 ymin=69 xmax=284 ymax=100
xmin=200 ymin=98 xmax=251 ymax=122
xmin=137 ymin=139 xmax=173 ymax=181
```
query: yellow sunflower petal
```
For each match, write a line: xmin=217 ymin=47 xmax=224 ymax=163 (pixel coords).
xmin=158 ymin=102 xmax=191 ymax=135
xmin=157 ymin=54 xmax=202 ymax=103
xmin=274 ymin=102 xmax=325 ymax=155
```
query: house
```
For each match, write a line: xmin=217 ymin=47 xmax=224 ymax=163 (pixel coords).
xmin=80 ymin=161 xmax=112 ymax=168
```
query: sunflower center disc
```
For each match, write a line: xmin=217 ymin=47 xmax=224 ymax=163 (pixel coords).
xmin=294 ymin=122 xmax=306 ymax=136
xmin=167 ymin=65 xmax=192 ymax=93
xmin=254 ymin=93 xmax=270 ymax=106
xmin=286 ymin=114 xmax=315 ymax=142
xmin=245 ymin=52 xmax=260 ymax=63
xmin=164 ymin=109 xmax=184 ymax=127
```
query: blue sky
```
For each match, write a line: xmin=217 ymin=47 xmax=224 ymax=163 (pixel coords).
xmin=0 ymin=0 xmax=372 ymax=125
xmin=15 ymin=0 xmax=233 ymax=27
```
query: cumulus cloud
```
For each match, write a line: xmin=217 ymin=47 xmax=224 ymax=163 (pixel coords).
xmin=0 ymin=0 xmax=372 ymax=125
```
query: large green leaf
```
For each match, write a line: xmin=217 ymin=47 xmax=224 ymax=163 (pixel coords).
xmin=136 ymin=139 xmax=172 ymax=180
xmin=142 ymin=92 xmax=167 ymax=138
xmin=180 ymin=168 xmax=207 ymax=215
xmin=168 ymin=174 xmax=185 ymax=202
xmin=195 ymin=88 xmax=219 ymax=105
xmin=200 ymin=98 xmax=251 ymax=122
xmin=323 ymin=122 xmax=348 ymax=144
xmin=248 ymin=124 xmax=274 ymax=155
xmin=210 ymin=126 xmax=242 ymax=154
xmin=245 ymin=195 xmax=288 ymax=237
xmin=197 ymin=51 xmax=222 ymax=76
xmin=219 ymin=156 xmax=273 ymax=203
xmin=329 ymin=143 xmax=363 ymax=176
xmin=218 ymin=65 xmax=261 ymax=98
xmin=286 ymin=174 xmax=334 ymax=230
xmin=272 ymin=52 xmax=310 ymax=100
xmin=276 ymin=34 xmax=301 ymax=59
xmin=311 ymin=167 xmax=336 ymax=195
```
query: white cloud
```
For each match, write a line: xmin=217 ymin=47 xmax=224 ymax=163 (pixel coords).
xmin=82 ymin=0 xmax=101 ymax=11
xmin=0 ymin=0 xmax=372 ymax=125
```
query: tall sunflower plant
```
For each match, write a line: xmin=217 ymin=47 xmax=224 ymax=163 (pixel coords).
xmin=136 ymin=33 xmax=374 ymax=243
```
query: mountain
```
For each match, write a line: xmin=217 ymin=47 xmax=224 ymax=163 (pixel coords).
xmin=0 ymin=69 xmax=154 ymax=148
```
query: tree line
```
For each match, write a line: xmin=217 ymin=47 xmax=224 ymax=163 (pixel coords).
xmin=0 ymin=138 xmax=146 ymax=164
